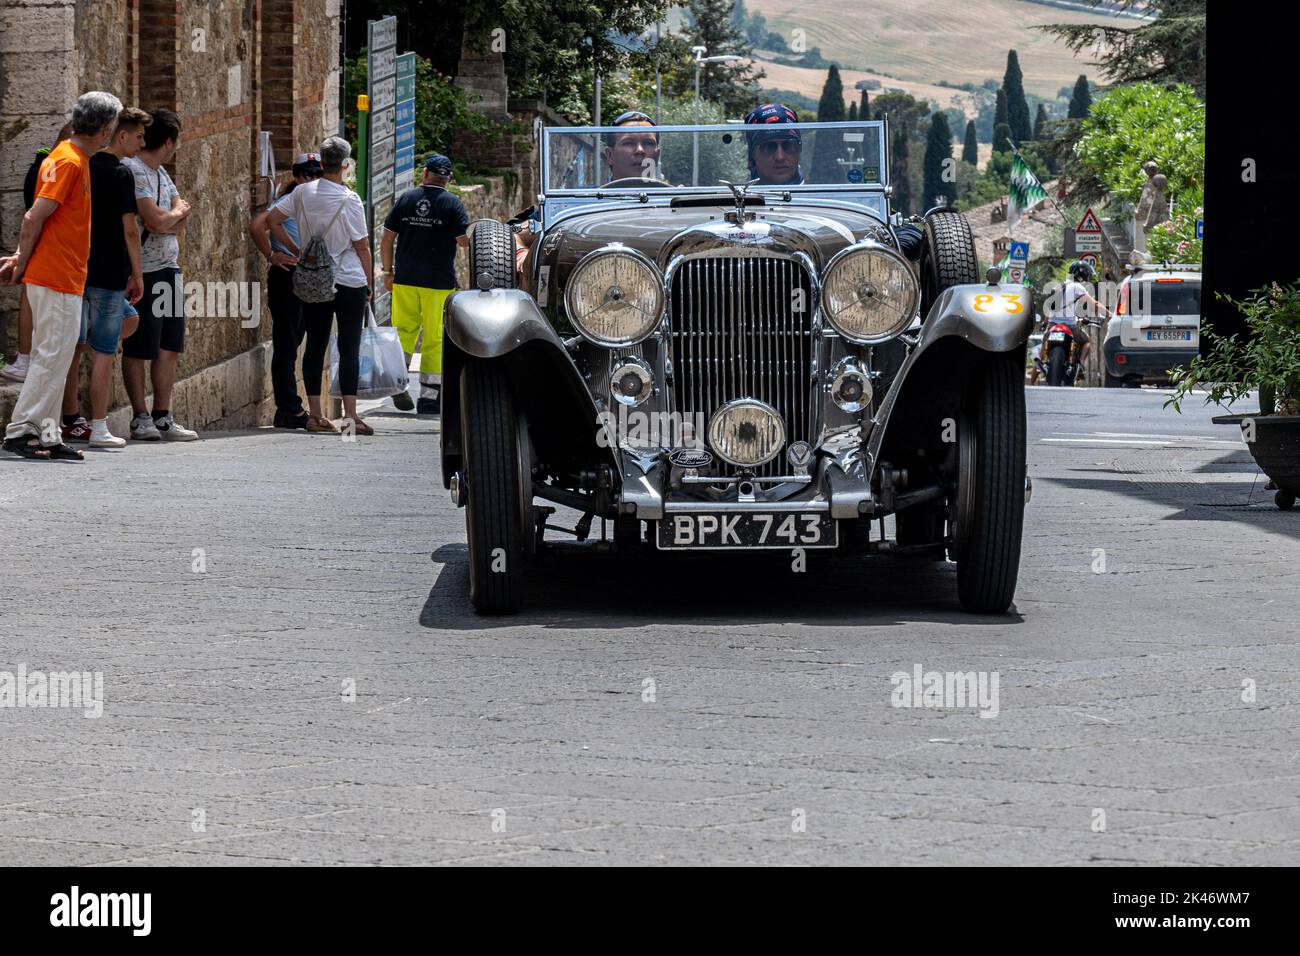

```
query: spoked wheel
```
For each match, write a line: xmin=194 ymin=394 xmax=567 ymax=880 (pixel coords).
xmin=461 ymin=359 xmax=530 ymax=614
xmin=949 ymin=355 xmax=1026 ymax=613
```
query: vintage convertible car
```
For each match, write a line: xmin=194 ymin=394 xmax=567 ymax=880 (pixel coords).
xmin=440 ymin=121 xmax=1032 ymax=614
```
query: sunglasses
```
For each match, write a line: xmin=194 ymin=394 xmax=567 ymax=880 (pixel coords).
xmin=756 ymin=139 xmax=801 ymax=157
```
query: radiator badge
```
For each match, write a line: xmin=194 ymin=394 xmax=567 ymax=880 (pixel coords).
xmin=669 ymin=447 xmax=713 ymax=469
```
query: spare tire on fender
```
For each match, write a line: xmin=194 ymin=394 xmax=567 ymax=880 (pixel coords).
xmin=918 ymin=209 xmax=979 ymax=321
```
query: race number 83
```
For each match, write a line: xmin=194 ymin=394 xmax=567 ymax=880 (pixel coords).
xmin=972 ymin=294 xmax=1024 ymax=314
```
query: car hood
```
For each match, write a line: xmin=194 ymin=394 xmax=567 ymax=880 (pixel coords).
xmin=542 ymin=202 xmax=890 ymax=274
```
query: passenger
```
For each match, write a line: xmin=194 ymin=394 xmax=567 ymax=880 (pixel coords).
xmin=602 ymin=111 xmax=662 ymax=184
xmin=744 ymin=103 xmax=805 ymax=186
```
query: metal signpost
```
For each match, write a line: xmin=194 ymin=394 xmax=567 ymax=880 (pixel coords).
xmin=367 ymin=16 xmax=397 ymax=323
xmin=1007 ymin=240 xmax=1029 ymax=284
xmin=395 ymin=53 xmax=417 ymax=194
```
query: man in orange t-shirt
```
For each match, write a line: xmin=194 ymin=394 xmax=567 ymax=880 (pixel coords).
xmin=1 ymin=91 xmax=122 ymax=460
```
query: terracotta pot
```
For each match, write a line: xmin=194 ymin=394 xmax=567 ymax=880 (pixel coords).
xmin=1213 ymin=413 xmax=1300 ymax=510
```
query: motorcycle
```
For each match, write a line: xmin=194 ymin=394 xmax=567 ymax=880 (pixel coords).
xmin=1039 ymin=318 xmax=1099 ymax=386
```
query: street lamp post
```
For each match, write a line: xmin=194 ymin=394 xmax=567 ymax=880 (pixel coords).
xmin=691 ymin=47 xmax=741 ymax=186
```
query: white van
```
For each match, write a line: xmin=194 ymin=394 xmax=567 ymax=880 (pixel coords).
xmin=1102 ymin=264 xmax=1201 ymax=387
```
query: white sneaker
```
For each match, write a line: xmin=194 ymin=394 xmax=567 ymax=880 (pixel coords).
xmin=89 ymin=421 xmax=126 ymax=448
xmin=0 ymin=355 xmax=29 ymax=383
xmin=130 ymin=413 xmax=161 ymax=441
xmin=155 ymin=413 xmax=198 ymax=441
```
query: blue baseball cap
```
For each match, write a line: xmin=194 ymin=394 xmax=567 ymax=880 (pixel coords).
xmin=425 ymin=154 xmax=453 ymax=175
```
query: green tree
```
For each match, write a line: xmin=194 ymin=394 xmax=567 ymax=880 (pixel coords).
xmin=811 ymin=65 xmax=846 ymax=180
xmin=1068 ymin=75 xmax=1092 ymax=119
xmin=992 ymin=123 xmax=1012 ymax=154
xmin=1039 ymin=0 xmax=1205 ymax=97
xmin=859 ymin=84 xmax=869 ymax=120
xmin=683 ymin=0 xmax=766 ymax=118
xmin=923 ymin=112 xmax=956 ymax=208
xmin=993 ymin=88 xmax=1008 ymax=134
xmin=962 ymin=119 xmax=979 ymax=166
xmin=1070 ymin=80 xmax=1205 ymax=207
xmin=848 ymin=101 xmax=858 ymax=121
xmin=1002 ymin=50 xmax=1032 ymax=144
xmin=1033 ymin=103 xmax=1048 ymax=140
xmin=892 ymin=128 xmax=912 ymax=214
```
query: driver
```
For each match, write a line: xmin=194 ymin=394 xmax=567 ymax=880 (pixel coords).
xmin=744 ymin=103 xmax=805 ymax=185
xmin=1039 ymin=259 xmax=1110 ymax=371
xmin=602 ymin=110 xmax=662 ymax=184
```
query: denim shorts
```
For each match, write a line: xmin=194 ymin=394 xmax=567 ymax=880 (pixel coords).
xmin=79 ymin=286 xmax=139 ymax=355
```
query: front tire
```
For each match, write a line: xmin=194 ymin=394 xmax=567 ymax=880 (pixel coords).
xmin=468 ymin=219 xmax=517 ymax=290
xmin=461 ymin=360 xmax=527 ymax=614
xmin=1046 ymin=345 xmax=1068 ymax=386
xmin=951 ymin=355 xmax=1026 ymax=613
xmin=919 ymin=209 xmax=979 ymax=319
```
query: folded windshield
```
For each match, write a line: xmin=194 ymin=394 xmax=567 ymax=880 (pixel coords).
xmin=544 ymin=122 xmax=887 ymax=194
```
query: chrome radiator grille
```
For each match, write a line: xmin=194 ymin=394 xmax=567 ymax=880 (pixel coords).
xmin=669 ymin=256 xmax=815 ymax=473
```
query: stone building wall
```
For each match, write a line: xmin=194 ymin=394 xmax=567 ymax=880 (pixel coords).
xmin=0 ymin=0 xmax=340 ymax=430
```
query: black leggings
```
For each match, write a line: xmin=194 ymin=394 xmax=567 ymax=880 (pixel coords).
xmin=267 ymin=266 xmax=304 ymax=414
xmin=301 ymin=284 xmax=367 ymax=397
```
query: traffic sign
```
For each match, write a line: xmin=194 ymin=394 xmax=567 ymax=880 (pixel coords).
xmin=1076 ymin=208 xmax=1103 ymax=233
xmin=1008 ymin=240 xmax=1029 ymax=264
xmin=1007 ymin=266 xmax=1025 ymax=284
xmin=1195 ymin=218 xmax=1203 ymax=240
xmin=394 ymin=52 xmax=417 ymax=193
xmin=1079 ymin=252 xmax=1100 ymax=271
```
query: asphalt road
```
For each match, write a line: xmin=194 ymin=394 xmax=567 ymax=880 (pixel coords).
xmin=0 ymin=385 xmax=1296 ymax=865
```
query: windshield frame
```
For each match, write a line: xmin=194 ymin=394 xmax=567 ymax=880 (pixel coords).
xmin=539 ymin=120 xmax=892 ymax=229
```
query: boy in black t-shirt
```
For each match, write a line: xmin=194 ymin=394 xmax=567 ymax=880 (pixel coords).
xmin=59 ymin=107 xmax=150 ymax=448
xmin=379 ymin=154 xmax=469 ymax=415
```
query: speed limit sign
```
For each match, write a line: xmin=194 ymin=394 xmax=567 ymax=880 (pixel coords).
xmin=1080 ymin=253 xmax=1100 ymax=271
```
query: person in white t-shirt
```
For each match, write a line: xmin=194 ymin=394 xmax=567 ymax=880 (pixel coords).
xmin=1038 ymin=259 xmax=1110 ymax=372
xmin=266 ymin=137 xmax=372 ymax=434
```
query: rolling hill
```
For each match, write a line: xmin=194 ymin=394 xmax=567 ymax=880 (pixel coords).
xmin=746 ymin=0 xmax=1132 ymax=101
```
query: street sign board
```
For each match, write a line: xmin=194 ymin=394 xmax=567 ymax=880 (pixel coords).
xmin=1195 ymin=218 xmax=1204 ymax=240
xmin=1008 ymin=240 xmax=1029 ymax=264
xmin=1079 ymin=252 xmax=1100 ymax=272
xmin=1076 ymin=208 xmax=1103 ymax=234
xmin=394 ymin=52 xmax=417 ymax=193
xmin=366 ymin=17 xmax=398 ymax=290
xmin=1007 ymin=266 xmax=1025 ymax=284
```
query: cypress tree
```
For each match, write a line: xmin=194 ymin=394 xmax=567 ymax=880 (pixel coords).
xmin=1068 ymin=74 xmax=1092 ymax=119
xmin=812 ymin=65 xmax=846 ymax=181
xmin=1033 ymin=103 xmax=1048 ymax=139
xmin=891 ymin=128 xmax=911 ymax=214
xmin=962 ymin=119 xmax=979 ymax=166
xmin=993 ymin=123 xmax=1013 ymax=154
xmin=1003 ymin=50 xmax=1032 ymax=144
xmin=994 ymin=88 xmax=1008 ymax=134
xmin=860 ymin=85 xmax=869 ymax=120
xmin=923 ymin=112 xmax=956 ymax=208
xmin=848 ymin=101 xmax=858 ymax=121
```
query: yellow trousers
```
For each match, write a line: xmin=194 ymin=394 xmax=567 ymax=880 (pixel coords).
xmin=392 ymin=284 xmax=452 ymax=381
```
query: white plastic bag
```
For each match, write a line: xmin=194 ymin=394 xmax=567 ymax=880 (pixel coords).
xmin=329 ymin=304 xmax=410 ymax=400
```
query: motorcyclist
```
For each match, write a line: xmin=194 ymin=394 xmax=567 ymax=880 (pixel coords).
xmin=1039 ymin=259 xmax=1110 ymax=375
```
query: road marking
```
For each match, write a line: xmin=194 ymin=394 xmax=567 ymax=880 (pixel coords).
xmin=1042 ymin=438 xmax=1179 ymax=446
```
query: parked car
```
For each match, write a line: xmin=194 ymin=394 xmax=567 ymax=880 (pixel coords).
xmin=440 ymin=120 xmax=1033 ymax=614
xmin=1103 ymin=264 xmax=1202 ymax=387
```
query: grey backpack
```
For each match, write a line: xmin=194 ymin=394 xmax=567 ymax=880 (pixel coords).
xmin=292 ymin=190 xmax=348 ymax=303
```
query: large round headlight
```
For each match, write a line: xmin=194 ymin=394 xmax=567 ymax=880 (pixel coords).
xmin=564 ymin=246 xmax=663 ymax=346
xmin=708 ymin=399 xmax=786 ymax=468
xmin=821 ymin=244 xmax=919 ymax=343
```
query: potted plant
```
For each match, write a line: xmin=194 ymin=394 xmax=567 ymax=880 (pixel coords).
xmin=1167 ymin=280 xmax=1300 ymax=510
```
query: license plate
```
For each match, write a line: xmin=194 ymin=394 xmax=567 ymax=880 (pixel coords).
xmin=657 ymin=512 xmax=838 ymax=550
xmin=1146 ymin=330 xmax=1192 ymax=341
xmin=1047 ymin=332 xmax=1067 ymax=341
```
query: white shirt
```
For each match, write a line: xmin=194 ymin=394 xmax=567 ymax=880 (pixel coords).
xmin=1056 ymin=280 xmax=1089 ymax=323
xmin=123 ymin=156 xmax=180 ymax=273
xmin=290 ymin=178 xmax=369 ymax=288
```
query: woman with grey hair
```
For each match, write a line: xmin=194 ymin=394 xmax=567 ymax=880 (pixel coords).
xmin=266 ymin=135 xmax=374 ymax=434
xmin=1 ymin=91 xmax=121 ymax=461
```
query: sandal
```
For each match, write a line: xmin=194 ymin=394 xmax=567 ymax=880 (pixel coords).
xmin=49 ymin=442 xmax=85 ymax=461
xmin=2 ymin=436 xmax=53 ymax=460
xmin=305 ymin=416 xmax=339 ymax=433
xmin=345 ymin=417 xmax=374 ymax=436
